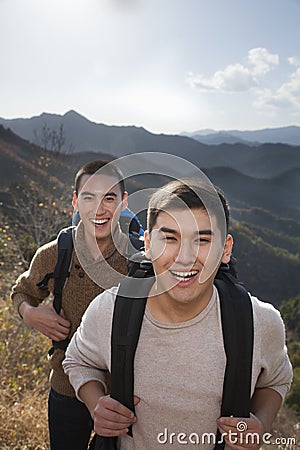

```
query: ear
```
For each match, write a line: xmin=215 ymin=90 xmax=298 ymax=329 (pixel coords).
xmin=221 ymin=234 xmax=233 ymax=264
xmin=144 ymin=230 xmax=151 ymax=259
xmin=72 ymin=191 xmax=78 ymax=210
xmin=121 ymin=191 xmax=129 ymax=211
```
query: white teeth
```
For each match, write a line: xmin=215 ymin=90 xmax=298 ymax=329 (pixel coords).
xmin=92 ymin=219 xmax=109 ymax=225
xmin=170 ymin=270 xmax=198 ymax=281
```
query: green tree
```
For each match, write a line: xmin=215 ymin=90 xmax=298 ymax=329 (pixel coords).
xmin=280 ymin=294 xmax=300 ymax=340
xmin=1 ymin=179 xmax=72 ymax=270
xmin=285 ymin=367 xmax=300 ymax=414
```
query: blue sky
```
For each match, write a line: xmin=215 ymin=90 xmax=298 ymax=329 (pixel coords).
xmin=1 ymin=0 xmax=300 ymax=133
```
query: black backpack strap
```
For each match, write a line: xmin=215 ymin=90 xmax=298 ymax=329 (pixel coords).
xmin=49 ymin=226 xmax=74 ymax=353
xmin=92 ymin=261 xmax=154 ymax=449
xmin=36 ymin=271 xmax=54 ymax=290
xmin=36 ymin=227 xmax=75 ymax=301
xmin=214 ymin=271 xmax=254 ymax=450
xmin=110 ymin=275 xmax=154 ymax=411
xmin=52 ymin=227 xmax=75 ymax=313
xmin=88 ymin=432 xmax=118 ymax=450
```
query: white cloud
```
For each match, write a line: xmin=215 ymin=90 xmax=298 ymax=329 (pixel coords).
xmin=288 ymin=56 xmax=300 ymax=67
xmin=188 ymin=63 xmax=257 ymax=93
xmin=248 ymin=47 xmax=279 ymax=75
xmin=254 ymin=68 xmax=300 ymax=111
xmin=188 ymin=47 xmax=279 ymax=94
xmin=188 ymin=46 xmax=300 ymax=120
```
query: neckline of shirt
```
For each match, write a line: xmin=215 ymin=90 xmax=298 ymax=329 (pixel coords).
xmin=144 ymin=286 xmax=218 ymax=329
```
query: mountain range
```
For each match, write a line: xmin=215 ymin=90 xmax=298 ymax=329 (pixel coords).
xmin=181 ymin=125 xmax=300 ymax=146
xmin=0 ymin=112 xmax=299 ymax=305
xmin=1 ymin=111 xmax=300 ymax=180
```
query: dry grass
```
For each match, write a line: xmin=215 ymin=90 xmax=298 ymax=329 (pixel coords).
xmin=0 ymin=387 xmax=49 ymax=449
xmin=0 ymin=273 xmax=50 ymax=449
xmin=1 ymin=273 xmax=299 ymax=449
xmin=262 ymin=406 xmax=300 ymax=450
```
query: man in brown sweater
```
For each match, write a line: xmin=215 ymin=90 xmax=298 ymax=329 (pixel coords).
xmin=11 ymin=160 xmax=132 ymax=450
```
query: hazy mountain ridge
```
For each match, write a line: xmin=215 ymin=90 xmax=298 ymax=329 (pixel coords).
xmin=182 ymin=125 xmax=300 ymax=146
xmin=183 ymin=131 xmax=258 ymax=146
xmin=0 ymin=111 xmax=300 ymax=180
xmin=204 ymin=166 xmax=299 ymax=221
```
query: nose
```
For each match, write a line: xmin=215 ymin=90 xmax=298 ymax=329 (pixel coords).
xmin=95 ymin=199 xmax=106 ymax=216
xmin=175 ymin=240 xmax=197 ymax=266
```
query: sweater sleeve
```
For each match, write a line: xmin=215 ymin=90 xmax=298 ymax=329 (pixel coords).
xmin=252 ymin=297 xmax=293 ymax=400
xmin=63 ymin=287 xmax=117 ymax=400
xmin=10 ymin=240 xmax=57 ymax=314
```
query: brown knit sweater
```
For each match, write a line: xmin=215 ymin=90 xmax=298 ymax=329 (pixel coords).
xmin=11 ymin=222 xmax=129 ymax=397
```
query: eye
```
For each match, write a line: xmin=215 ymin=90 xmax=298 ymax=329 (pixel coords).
xmin=163 ymin=235 xmax=177 ymax=242
xmin=195 ymin=237 xmax=211 ymax=244
xmin=82 ymin=195 xmax=94 ymax=201
xmin=104 ymin=195 xmax=117 ymax=202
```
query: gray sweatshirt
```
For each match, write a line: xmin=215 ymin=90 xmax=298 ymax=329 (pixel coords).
xmin=63 ymin=286 xmax=292 ymax=450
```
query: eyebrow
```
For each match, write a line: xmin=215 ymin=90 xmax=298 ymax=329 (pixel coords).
xmin=79 ymin=191 xmax=118 ymax=197
xmin=104 ymin=192 xmax=118 ymax=197
xmin=158 ymin=227 xmax=214 ymax=236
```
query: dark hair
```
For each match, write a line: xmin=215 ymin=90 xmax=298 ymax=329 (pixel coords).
xmin=74 ymin=160 xmax=125 ymax=197
xmin=147 ymin=179 xmax=230 ymax=235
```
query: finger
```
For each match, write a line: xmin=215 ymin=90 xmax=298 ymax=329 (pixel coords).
xmin=96 ymin=406 xmax=136 ymax=427
xmin=51 ymin=331 xmax=70 ymax=341
xmin=45 ymin=316 xmax=71 ymax=333
xmin=100 ymin=396 xmax=135 ymax=419
xmin=47 ymin=323 xmax=70 ymax=338
xmin=218 ymin=417 xmax=241 ymax=428
xmin=59 ymin=308 xmax=67 ymax=319
xmin=48 ymin=305 xmax=70 ymax=325
xmin=94 ymin=410 xmax=135 ymax=436
xmin=133 ymin=395 xmax=140 ymax=406
xmin=46 ymin=322 xmax=70 ymax=339
xmin=58 ymin=309 xmax=72 ymax=326
xmin=54 ymin=321 xmax=71 ymax=333
xmin=94 ymin=415 xmax=133 ymax=431
xmin=55 ymin=316 xmax=71 ymax=328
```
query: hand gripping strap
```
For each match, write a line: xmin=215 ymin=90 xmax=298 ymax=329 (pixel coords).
xmin=50 ymin=227 xmax=74 ymax=353
xmin=110 ymin=276 xmax=155 ymax=422
xmin=213 ymin=273 xmax=254 ymax=450
xmin=92 ymin=267 xmax=154 ymax=449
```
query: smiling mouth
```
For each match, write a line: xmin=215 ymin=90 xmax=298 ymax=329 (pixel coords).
xmin=91 ymin=218 xmax=110 ymax=226
xmin=169 ymin=270 xmax=199 ymax=282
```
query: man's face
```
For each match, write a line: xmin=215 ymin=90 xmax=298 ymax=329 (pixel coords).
xmin=73 ymin=173 xmax=127 ymax=242
xmin=144 ymin=207 xmax=232 ymax=306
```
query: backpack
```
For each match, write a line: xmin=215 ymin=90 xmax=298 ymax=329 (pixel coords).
xmin=89 ymin=260 xmax=254 ymax=450
xmin=119 ymin=207 xmax=144 ymax=237
xmin=37 ymin=221 xmax=144 ymax=354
